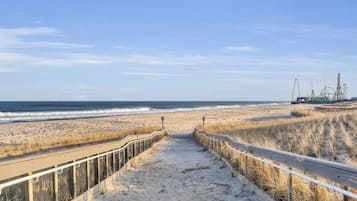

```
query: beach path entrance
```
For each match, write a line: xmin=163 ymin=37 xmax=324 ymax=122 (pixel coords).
xmin=93 ymin=134 xmax=267 ymax=201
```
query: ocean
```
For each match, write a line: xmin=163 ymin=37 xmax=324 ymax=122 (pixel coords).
xmin=0 ymin=101 xmax=284 ymax=123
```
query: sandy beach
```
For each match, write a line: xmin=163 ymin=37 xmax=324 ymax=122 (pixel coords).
xmin=94 ymin=134 xmax=272 ymax=201
xmin=0 ymin=104 xmax=309 ymax=146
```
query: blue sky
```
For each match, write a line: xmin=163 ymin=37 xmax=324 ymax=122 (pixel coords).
xmin=1 ymin=0 xmax=357 ymax=101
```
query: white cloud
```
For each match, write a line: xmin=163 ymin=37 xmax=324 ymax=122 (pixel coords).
xmin=17 ymin=41 xmax=92 ymax=49
xmin=122 ymin=71 xmax=185 ymax=77
xmin=224 ymin=46 xmax=260 ymax=52
xmin=0 ymin=27 xmax=92 ymax=49
xmin=0 ymin=67 xmax=22 ymax=73
xmin=113 ymin=46 xmax=155 ymax=51
xmin=0 ymin=27 xmax=58 ymax=36
xmin=0 ymin=50 xmax=352 ymax=72
xmin=0 ymin=51 xmax=204 ymax=67
xmin=214 ymin=70 xmax=316 ymax=76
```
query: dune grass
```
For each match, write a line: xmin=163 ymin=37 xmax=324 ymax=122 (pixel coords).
xmin=0 ymin=126 xmax=161 ymax=159
xmin=195 ymin=132 xmax=352 ymax=201
xmin=199 ymin=110 xmax=357 ymax=166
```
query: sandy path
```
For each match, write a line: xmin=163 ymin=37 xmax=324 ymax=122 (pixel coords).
xmin=93 ymin=134 xmax=267 ymax=201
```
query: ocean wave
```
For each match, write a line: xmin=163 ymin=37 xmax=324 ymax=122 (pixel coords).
xmin=0 ymin=107 xmax=152 ymax=123
xmin=215 ymin=105 xmax=241 ymax=109
xmin=0 ymin=102 xmax=284 ymax=123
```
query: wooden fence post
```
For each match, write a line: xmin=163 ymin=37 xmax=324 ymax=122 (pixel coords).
xmin=105 ymin=154 xmax=109 ymax=179
xmin=97 ymin=156 xmax=101 ymax=192
xmin=53 ymin=167 xmax=59 ymax=201
xmin=113 ymin=152 xmax=116 ymax=172
xmin=26 ymin=172 xmax=33 ymax=201
xmin=288 ymin=167 xmax=292 ymax=201
xmin=343 ymin=186 xmax=350 ymax=201
xmin=124 ymin=147 xmax=127 ymax=165
xmin=245 ymin=154 xmax=248 ymax=177
xmin=118 ymin=150 xmax=121 ymax=171
xmin=86 ymin=159 xmax=90 ymax=190
xmin=72 ymin=162 xmax=77 ymax=198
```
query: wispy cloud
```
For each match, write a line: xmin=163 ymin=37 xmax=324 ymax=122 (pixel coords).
xmin=0 ymin=50 xmax=351 ymax=72
xmin=16 ymin=41 xmax=92 ymax=49
xmin=0 ymin=27 xmax=92 ymax=49
xmin=122 ymin=71 xmax=185 ymax=77
xmin=0 ymin=52 xmax=113 ymax=70
xmin=113 ymin=46 xmax=155 ymax=51
xmin=224 ymin=46 xmax=260 ymax=52
xmin=214 ymin=70 xmax=316 ymax=76
xmin=248 ymin=24 xmax=357 ymax=41
xmin=0 ymin=27 xmax=58 ymax=35
xmin=0 ymin=67 xmax=22 ymax=73
xmin=0 ymin=52 xmax=213 ymax=67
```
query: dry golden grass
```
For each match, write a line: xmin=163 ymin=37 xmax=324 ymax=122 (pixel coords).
xmin=200 ymin=110 xmax=357 ymax=166
xmin=316 ymin=101 xmax=357 ymax=111
xmin=0 ymin=126 xmax=161 ymax=159
xmin=194 ymin=133 xmax=351 ymax=201
xmin=198 ymin=109 xmax=324 ymax=134
xmin=290 ymin=108 xmax=318 ymax=117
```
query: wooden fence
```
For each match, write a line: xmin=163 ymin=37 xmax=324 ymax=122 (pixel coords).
xmin=194 ymin=129 xmax=357 ymax=201
xmin=0 ymin=130 xmax=167 ymax=201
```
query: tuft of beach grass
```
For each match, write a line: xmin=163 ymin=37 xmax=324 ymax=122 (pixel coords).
xmin=0 ymin=126 xmax=161 ymax=159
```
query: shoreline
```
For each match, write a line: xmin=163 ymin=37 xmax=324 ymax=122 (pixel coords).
xmin=0 ymin=103 xmax=310 ymax=146
xmin=0 ymin=102 xmax=289 ymax=124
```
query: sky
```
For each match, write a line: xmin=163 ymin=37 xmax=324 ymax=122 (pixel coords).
xmin=0 ymin=0 xmax=357 ymax=101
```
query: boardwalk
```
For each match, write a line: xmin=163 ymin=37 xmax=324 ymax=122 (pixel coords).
xmin=93 ymin=134 xmax=268 ymax=201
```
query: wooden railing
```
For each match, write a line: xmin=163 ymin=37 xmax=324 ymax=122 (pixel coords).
xmin=193 ymin=129 xmax=357 ymax=201
xmin=0 ymin=130 xmax=167 ymax=201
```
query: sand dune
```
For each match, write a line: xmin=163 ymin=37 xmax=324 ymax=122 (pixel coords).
xmin=205 ymin=111 xmax=357 ymax=166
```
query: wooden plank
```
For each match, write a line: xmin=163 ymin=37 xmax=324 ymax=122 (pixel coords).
xmin=196 ymin=130 xmax=357 ymax=189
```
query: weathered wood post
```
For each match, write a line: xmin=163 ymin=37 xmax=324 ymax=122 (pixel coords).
xmin=72 ymin=161 xmax=77 ymax=198
xmin=287 ymin=167 xmax=292 ymax=201
xmin=25 ymin=172 xmax=34 ymax=201
xmin=97 ymin=156 xmax=101 ymax=192
xmin=124 ymin=147 xmax=127 ymax=164
xmin=133 ymin=142 xmax=135 ymax=157
xmin=53 ymin=167 xmax=59 ymax=201
xmin=161 ymin=116 xmax=165 ymax=129
xmin=343 ymin=186 xmax=350 ymax=201
xmin=105 ymin=154 xmax=109 ymax=181
xmin=86 ymin=159 xmax=90 ymax=190
xmin=140 ymin=140 xmax=142 ymax=153
xmin=245 ymin=154 xmax=248 ymax=177
xmin=202 ymin=116 xmax=206 ymax=128
xmin=113 ymin=152 xmax=116 ymax=172
xmin=141 ymin=140 xmax=143 ymax=153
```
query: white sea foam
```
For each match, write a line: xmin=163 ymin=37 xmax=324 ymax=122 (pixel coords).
xmin=215 ymin=104 xmax=241 ymax=109
xmin=0 ymin=107 xmax=152 ymax=123
xmin=0 ymin=102 xmax=284 ymax=123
